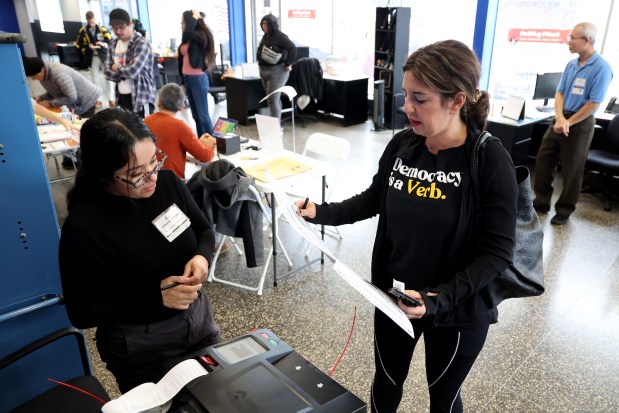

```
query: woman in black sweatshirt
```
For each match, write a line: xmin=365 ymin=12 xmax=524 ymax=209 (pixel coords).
xmin=296 ymin=40 xmax=518 ymax=413
xmin=256 ymin=14 xmax=296 ymax=121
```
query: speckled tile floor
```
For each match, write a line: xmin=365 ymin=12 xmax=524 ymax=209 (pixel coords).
xmin=48 ymin=101 xmax=619 ymax=412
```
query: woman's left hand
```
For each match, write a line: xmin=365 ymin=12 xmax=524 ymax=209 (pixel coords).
xmin=398 ymin=289 xmax=427 ymax=319
xmin=183 ymin=255 xmax=210 ymax=284
xmin=192 ymin=9 xmax=201 ymax=20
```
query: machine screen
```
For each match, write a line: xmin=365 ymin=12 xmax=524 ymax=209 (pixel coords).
xmin=214 ymin=336 xmax=267 ymax=364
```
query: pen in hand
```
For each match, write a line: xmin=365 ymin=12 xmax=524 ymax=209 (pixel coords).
xmin=302 ymin=197 xmax=309 ymax=210
xmin=161 ymin=281 xmax=181 ymax=291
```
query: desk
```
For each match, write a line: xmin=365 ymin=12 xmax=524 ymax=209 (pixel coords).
xmin=225 ymin=77 xmax=267 ymax=125
xmin=318 ymin=75 xmax=368 ymax=126
xmin=56 ymin=44 xmax=81 ymax=69
xmin=486 ymin=113 xmax=553 ymax=165
xmin=595 ymin=111 xmax=616 ymax=129
xmin=225 ymin=75 xmax=369 ymax=126
xmin=38 ymin=124 xmax=80 ymax=183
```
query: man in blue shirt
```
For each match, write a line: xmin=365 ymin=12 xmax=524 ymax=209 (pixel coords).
xmin=533 ymin=22 xmax=612 ymax=225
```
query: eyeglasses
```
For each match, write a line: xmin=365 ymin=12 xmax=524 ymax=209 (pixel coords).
xmin=111 ymin=24 xmax=128 ymax=31
xmin=567 ymin=35 xmax=587 ymax=42
xmin=115 ymin=148 xmax=167 ymax=189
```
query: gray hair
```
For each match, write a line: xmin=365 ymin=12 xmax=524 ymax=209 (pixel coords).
xmin=575 ymin=22 xmax=597 ymax=45
xmin=158 ymin=83 xmax=185 ymax=112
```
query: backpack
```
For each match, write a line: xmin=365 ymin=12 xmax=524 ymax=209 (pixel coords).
xmin=472 ymin=132 xmax=545 ymax=307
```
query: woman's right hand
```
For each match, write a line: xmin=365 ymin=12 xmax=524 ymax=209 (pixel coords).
xmin=192 ymin=9 xmax=201 ymax=20
xmin=161 ymin=276 xmax=202 ymax=310
xmin=294 ymin=199 xmax=316 ymax=219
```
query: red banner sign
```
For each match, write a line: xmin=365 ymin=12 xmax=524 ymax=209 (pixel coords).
xmin=288 ymin=9 xmax=316 ymax=19
xmin=508 ymin=28 xmax=571 ymax=44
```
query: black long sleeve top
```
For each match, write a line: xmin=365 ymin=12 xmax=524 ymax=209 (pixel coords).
xmin=59 ymin=170 xmax=215 ymax=328
xmin=311 ymin=128 xmax=518 ymax=327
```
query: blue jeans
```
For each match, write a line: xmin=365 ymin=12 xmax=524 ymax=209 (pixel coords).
xmin=184 ymin=73 xmax=214 ymax=136
xmin=259 ymin=65 xmax=290 ymax=120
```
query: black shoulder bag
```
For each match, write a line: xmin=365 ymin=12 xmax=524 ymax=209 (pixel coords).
xmin=472 ymin=132 xmax=545 ymax=307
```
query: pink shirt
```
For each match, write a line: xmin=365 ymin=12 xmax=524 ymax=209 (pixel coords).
xmin=179 ymin=44 xmax=203 ymax=75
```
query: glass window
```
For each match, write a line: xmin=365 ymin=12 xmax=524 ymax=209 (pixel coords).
xmin=488 ymin=0 xmax=611 ymax=104
xmin=147 ymin=0 xmax=229 ymax=62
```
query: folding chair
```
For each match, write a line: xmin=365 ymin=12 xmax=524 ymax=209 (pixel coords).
xmin=0 ymin=327 xmax=110 ymax=412
xmin=208 ymin=184 xmax=293 ymax=295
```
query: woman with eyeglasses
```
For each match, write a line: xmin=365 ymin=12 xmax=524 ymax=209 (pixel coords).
xmin=58 ymin=108 xmax=220 ymax=393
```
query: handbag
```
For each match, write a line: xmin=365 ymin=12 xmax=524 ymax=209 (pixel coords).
xmin=472 ymin=132 xmax=545 ymax=307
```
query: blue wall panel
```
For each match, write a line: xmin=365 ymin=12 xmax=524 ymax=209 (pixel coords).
xmin=0 ymin=38 xmax=90 ymax=411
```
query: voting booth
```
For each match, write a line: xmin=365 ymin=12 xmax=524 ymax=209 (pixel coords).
xmin=0 ymin=34 xmax=94 ymax=411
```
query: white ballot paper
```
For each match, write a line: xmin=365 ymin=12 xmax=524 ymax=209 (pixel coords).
xmin=333 ymin=260 xmax=415 ymax=339
xmin=102 ymin=359 xmax=208 ymax=413
xmin=263 ymin=167 xmax=336 ymax=262
xmin=261 ymin=166 xmax=415 ymax=339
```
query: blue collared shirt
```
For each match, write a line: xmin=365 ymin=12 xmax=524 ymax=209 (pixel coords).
xmin=557 ymin=52 xmax=613 ymax=112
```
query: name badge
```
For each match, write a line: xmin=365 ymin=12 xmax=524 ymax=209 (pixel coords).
xmin=572 ymin=77 xmax=586 ymax=95
xmin=152 ymin=203 xmax=191 ymax=242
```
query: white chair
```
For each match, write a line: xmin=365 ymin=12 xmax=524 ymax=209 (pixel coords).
xmin=285 ymin=133 xmax=351 ymax=253
xmin=208 ymin=185 xmax=293 ymax=295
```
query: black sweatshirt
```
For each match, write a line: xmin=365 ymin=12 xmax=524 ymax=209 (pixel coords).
xmin=59 ymin=170 xmax=215 ymax=328
xmin=311 ymin=128 xmax=518 ymax=327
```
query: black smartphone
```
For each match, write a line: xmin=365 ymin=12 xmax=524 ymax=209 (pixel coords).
xmin=388 ymin=288 xmax=423 ymax=307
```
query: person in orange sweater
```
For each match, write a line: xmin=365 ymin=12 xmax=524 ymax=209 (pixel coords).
xmin=145 ymin=83 xmax=216 ymax=179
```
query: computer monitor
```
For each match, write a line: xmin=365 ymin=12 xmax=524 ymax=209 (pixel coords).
xmin=533 ymin=72 xmax=562 ymax=107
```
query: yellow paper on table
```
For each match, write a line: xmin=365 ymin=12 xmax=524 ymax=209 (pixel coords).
xmin=244 ymin=157 xmax=312 ymax=182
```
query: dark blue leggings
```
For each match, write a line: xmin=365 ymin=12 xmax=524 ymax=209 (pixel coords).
xmin=370 ymin=310 xmax=489 ymax=413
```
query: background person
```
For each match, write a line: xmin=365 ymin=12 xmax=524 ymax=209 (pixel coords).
xmin=178 ymin=9 xmax=216 ymax=136
xmin=256 ymin=14 xmax=296 ymax=121
xmin=296 ymin=40 xmax=518 ymax=413
xmin=32 ymin=98 xmax=79 ymax=132
xmin=76 ymin=10 xmax=115 ymax=107
xmin=533 ymin=22 xmax=613 ymax=225
xmin=145 ymin=83 xmax=216 ymax=179
xmin=104 ymin=8 xmax=156 ymax=118
xmin=58 ymin=108 xmax=220 ymax=393
xmin=23 ymin=57 xmax=101 ymax=118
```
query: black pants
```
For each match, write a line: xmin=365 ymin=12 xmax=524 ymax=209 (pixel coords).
xmin=95 ymin=290 xmax=220 ymax=393
xmin=533 ymin=114 xmax=596 ymax=216
xmin=371 ymin=310 xmax=489 ymax=413
xmin=117 ymin=93 xmax=154 ymax=119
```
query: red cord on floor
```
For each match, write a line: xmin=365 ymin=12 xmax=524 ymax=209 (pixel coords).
xmin=47 ymin=378 xmax=107 ymax=405
xmin=329 ymin=305 xmax=356 ymax=377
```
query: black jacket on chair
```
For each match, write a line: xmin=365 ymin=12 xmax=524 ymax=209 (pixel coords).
xmin=187 ymin=160 xmax=265 ymax=267
xmin=288 ymin=57 xmax=323 ymax=102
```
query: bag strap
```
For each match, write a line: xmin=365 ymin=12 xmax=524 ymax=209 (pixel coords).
xmin=471 ymin=131 xmax=499 ymax=225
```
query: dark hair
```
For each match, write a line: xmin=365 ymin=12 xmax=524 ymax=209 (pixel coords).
xmin=132 ymin=18 xmax=146 ymax=38
xmin=182 ymin=10 xmax=215 ymax=68
xmin=109 ymin=8 xmax=131 ymax=25
xmin=402 ymin=40 xmax=489 ymax=131
xmin=158 ymin=83 xmax=185 ymax=112
xmin=23 ymin=57 xmax=44 ymax=77
xmin=67 ymin=108 xmax=156 ymax=210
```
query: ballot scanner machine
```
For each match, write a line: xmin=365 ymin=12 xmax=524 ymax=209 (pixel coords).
xmin=179 ymin=329 xmax=366 ymax=412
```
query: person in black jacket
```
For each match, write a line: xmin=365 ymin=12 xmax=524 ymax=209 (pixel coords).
xmin=256 ymin=14 xmax=296 ymax=121
xmin=178 ymin=9 xmax=216 ymax=136
xmin=296 ymin=40 xmax=518 ymax=413
xmin=59 ymin=108 xmax=220 ymax=393
xmin=76 ymin=11 xmax=114 ymax=107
